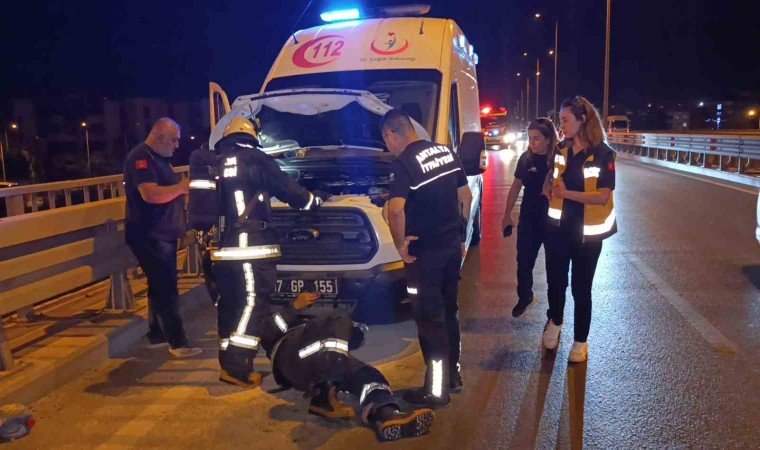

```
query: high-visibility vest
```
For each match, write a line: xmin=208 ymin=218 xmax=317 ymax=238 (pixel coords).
xmin=547 ymin=144 xmax=617 ymax=241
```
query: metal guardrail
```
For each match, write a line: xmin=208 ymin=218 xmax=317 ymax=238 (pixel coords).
xmin=608 ymin=132 xmax=760 ymax=175
xmin=0 ymin=166 xmax=189 ymax=217
xmin=0 ymin=167 xmax=197 ymax=371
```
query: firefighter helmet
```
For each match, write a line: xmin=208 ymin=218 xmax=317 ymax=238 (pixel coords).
xmin=223 ymin=117 xmax=259 ymax=142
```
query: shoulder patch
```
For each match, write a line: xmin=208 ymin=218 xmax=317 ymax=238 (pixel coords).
xmin=608 ymin=162 xmax=616 ymax=172
xmin=135 ymin=160 xmax=148 ymax=170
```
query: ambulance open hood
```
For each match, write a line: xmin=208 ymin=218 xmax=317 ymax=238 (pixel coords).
xmin=209 ymin=88 xmax=430 ymax=153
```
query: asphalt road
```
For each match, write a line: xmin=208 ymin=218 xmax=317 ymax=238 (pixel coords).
xmin=9 ymin=146 xmax=760 ymax=449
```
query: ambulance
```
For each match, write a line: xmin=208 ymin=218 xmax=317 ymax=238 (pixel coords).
xmin=208 ymin=5 xmax=487 ymax=323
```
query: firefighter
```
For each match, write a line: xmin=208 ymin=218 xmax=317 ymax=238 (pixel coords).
xmin=188 ymin=117 xmax=328 ymax=387
xmin=260 ymin=291 xmax=436 ymax=442
xmin=382 ymin=109 xmax=473 ymax=408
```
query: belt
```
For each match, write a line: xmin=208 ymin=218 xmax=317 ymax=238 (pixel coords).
xmin=232 ymin=219 xmax=270 ymax=232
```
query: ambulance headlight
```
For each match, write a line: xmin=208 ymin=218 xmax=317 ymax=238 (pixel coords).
xmin=503 ymin=133 xmax=517 ymax=144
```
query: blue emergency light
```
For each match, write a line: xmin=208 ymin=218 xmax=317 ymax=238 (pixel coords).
xmin=320 ymin=8 xmax=361 ymax=22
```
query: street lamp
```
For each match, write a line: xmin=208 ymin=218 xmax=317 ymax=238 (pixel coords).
xmin=603 ymin=0 xmax=612 ymax=121
xmin=749 ymin=109 xmax=759 ymax=129
xmin=523 ymin=52 xmax=528 ymax=57
xmin=81 ymin=122 xmax=91 ymax=177
xmin=535 ymin=14 xmax=560 ymax=122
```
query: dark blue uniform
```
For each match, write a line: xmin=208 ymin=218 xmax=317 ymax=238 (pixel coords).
xmin=124 ymin=143 xmax=189 ymax=348
xmin=545 ymin=143 xmax=616 ymax=343
xmin=389 ymin=140 xmax=468 ymax=404
xmin=513 ymin=151 xmax=550 ymax=304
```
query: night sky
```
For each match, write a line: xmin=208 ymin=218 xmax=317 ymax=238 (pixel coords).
xmin=2 ymin=0 xmax=757 ymax=114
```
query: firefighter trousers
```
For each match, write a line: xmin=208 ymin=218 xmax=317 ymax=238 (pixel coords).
xmin=213 ymin=258 xmax=276 ymax=379
xmin=275 ymin=313 xmax=397 ymax=422
xmin=405 ymin=243 xmax=463 ymax=397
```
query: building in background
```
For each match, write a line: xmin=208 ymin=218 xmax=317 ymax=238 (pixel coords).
xmin=4 ymin=95 xmax=209 ymax=182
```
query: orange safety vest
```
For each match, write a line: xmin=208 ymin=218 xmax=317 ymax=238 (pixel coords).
xmin=547 ymin=144 xmax=617 ymax=242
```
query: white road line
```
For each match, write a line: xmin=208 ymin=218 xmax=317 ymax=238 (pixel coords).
xmin=533 ymin=345 xmax=570 ymax=450
xmin=619 ymin=159 xmax=758 ymax=195
xmin=628 ymin=254 xmax=738 ymax=354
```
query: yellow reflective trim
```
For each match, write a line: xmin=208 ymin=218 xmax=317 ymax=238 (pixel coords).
xmin=584 ymin=210 xmax=616 ymax=236
xmin=211 ymin=245 xmax=282 ymax=261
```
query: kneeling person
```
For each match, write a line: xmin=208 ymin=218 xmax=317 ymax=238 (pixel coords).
xmin=259 ymin=292 xmax=435 ymax=442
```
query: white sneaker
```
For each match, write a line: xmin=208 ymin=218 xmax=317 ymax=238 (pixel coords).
xmin=542 ymin=320 xmax=562 ymax=350
xmin=168 ymin=346 xmax=203 ymax=358
xmin=568 ymin=342 xmax=588 ymax=363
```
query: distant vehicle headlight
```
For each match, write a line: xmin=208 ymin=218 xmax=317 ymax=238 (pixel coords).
xmin=503 ymin=133 xmax=517 ymax=144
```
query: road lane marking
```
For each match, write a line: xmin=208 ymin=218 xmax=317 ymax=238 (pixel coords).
xmin=628 ymin=254 xmax=738 ymax=354
xmin=533 ymin=346 xmax=570 ymax=450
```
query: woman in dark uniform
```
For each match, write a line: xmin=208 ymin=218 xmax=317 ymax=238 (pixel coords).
xmin=502 ymin=118 xmax=559 ymax=317
xmin=542 ymin=97 xmax=617 ymax=363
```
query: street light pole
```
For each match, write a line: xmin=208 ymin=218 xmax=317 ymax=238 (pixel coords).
xmin=526 ymin=76 xmax=531 ymax=120
xmin=0 ymin=141 xmax=6 ymax=182
xmin=603 ymin=0 xmax=611 ymax=122
xmin=519 ymin=89 xmax=524 ymax=124
xmin=536 ymin=58 xmax=540 ymax=117
xmin=81 ymin=122 xmax=91 ymax=177
xmin=554 ymin=21 xmax=559 ymax=123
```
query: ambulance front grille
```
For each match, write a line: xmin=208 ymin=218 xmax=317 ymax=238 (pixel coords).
xmin=271 ymin=208 xmax=378 ymax=265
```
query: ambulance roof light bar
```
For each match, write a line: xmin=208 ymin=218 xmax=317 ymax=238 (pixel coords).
xmin=320 ymin=8 xmax=360 ymax=22
xmin=320 ymin=4 xmax=431 ymax=23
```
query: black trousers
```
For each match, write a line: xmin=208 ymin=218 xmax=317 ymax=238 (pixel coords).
xmin=275 ymin=313 xmax=396 ymax=422
xmin=127 ymin=237 xmax=188 ymax=348
xmin=516 ymin=216 xmax=547 ymax=303
xmin=405 ymin=243 xmax=462 ymax=396
xmin=545 ymin=228 xmax=603 ymax=343
xmin=214 ymin=259 xmax=276 ymax=378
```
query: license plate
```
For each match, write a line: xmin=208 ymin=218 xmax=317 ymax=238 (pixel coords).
xmin=275 ymin=278 xmax=338 ymax=297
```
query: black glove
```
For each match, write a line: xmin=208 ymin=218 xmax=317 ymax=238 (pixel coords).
xmin=312 ymin=189 xmax=332 ymax=208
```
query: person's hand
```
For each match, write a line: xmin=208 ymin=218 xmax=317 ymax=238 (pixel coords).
xmin=397 ymin=236 xmax=418 ymax=264
xmin=293 ymin=291 xmax=321 ymax=311
xmin=178 ymin=178 xmax=191 ymax=195
xmin=541 ymin=182 xmax=552 ymax=200
xmin=501 ymin=213 xmax=514 ymax=232
xmin=553 ymin=178 xmax=567 ymax=200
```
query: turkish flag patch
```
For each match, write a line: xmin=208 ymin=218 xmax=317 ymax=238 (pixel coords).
xmin=608 ymin=162 xmax=615 ymax=172
xmin=135 ymin=160 xmax=148 ymax=170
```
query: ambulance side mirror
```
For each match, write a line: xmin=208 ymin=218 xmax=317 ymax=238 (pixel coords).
xmin=459 ymin=132 xmax=486 ymax=176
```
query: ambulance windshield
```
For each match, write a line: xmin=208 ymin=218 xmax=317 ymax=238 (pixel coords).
xmin=265 ymin=69 xmax=441 ymax=138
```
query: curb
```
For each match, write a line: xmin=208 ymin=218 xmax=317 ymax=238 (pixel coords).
xmin=0 ymin=282 xmax=210 ymax=406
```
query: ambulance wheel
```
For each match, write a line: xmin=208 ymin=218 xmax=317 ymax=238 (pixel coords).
xmin=470 ymin=202 xmax=482 ymax=246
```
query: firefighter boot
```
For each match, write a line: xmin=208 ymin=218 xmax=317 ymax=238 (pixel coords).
xmin=370 ymin=405 xmax=435 ymax=442
xmin=308 ymin=383 xmax=356 ymax=419
xmin=219 ymin=370 xmax=262 ymax=388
